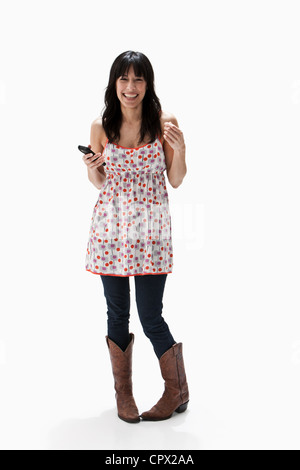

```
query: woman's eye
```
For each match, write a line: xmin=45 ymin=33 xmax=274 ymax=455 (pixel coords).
xmin=120 ymin=78 xmax=143 ymax=81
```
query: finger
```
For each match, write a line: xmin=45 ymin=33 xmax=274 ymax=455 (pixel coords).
xmin=90 ymin=162 xmax=105 ymax=169
xmin=90 ymin=158 xmax=99 ymax=164
xmin=90 ymin=156 xmax=105 ymax=168
xmin=165 ymin=121 xmax=182 ymax=134
xmin=164 ymin=133 xmax=176 ymax=145
xmin=96 ymin=161 xmax=106 ymax=168
xmin=164 ymin=129 xmax=180 ymax=142
xmin=164 ymin=128 xmax=178 ymax=139
xmin=89 ymin=157 xmax=101 ymax=166
xmin=82 ymin=155 xmax=91 ymax=164
xmin=83 ymin=154 xmax=96 ymax=164
xmin=164 ymin=121 xmax=179 ymax=130
xmin=164 ymin=124 xmax=181 ymax=135
xmin=87 ymin=152 xmax=101 ymax=161
xmin=90 ymin=153 xmax=103 ymax=160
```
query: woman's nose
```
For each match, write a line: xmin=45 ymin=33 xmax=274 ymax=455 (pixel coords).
xmin=126 ymin=81 xmax=136 ymax=90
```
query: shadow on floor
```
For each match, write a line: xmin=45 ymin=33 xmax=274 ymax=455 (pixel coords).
xmin=45 ymin=407 xmax=200 ymax=450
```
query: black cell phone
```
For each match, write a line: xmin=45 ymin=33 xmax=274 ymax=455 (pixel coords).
xmin=78 ymin=145 xmax=106 ymax=166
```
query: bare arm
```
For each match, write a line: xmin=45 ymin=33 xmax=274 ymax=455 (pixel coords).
xmin=84 ymin=119 xmax=107 ymax=189
xmin=163 ymin=115 xmax=187 ymax=189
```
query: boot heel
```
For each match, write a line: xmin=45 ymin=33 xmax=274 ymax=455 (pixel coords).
xmin=175 ymin=401 xmax=189 ymax=413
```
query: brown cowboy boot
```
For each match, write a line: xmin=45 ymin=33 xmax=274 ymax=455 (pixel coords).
xmin=106 ymin=333 xmax=140 ymax=423
xmin=141 ymin=342 xmax=189 ymax=421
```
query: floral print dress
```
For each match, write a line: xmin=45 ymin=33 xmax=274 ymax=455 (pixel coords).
xmin=85 ymin=136 xmax=173 ymax=276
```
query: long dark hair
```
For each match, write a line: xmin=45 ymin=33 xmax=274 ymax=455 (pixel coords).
xmin=101 ymin=51 xmax=162 ymax=145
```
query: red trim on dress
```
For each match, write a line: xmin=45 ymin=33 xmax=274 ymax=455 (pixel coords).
xmin=86 ymin=269 xmax=172 ymax=277
xmin=103 ymin=137 xmax=109 ymax=153
xmin=107 ymin=136 xmax=161 ymax=151
xmin=157 ymin=134 xmax=164 ymax=147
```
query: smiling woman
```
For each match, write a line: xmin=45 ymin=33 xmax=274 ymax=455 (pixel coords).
xmin=83 ymin=50 xmax=189 ymax=425
xmin=102 ymin=51 xmax=162 ymax=146
xmin=116 ymin=71 xmax=146 ymax=106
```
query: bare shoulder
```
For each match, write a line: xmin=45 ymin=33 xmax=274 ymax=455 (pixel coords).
xmin=90 ymin=116 xmax=107 ymax=150
xmin=160 ymin=110 xmax=179 ymax=127
xmin=91 ymin=115 xmax=105 ymax=136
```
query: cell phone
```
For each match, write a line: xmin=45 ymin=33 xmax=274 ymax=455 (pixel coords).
xmin=78 ymin=145 xmax=106 ymax=166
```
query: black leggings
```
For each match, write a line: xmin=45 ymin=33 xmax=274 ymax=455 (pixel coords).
xmin=100 ymin=274 xmax=176 ymax=359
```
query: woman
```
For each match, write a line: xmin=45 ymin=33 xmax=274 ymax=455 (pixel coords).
xmin=82 ymin=51 xmax=189 ymax=423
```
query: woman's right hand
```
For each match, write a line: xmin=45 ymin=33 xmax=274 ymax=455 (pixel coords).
xmin=82 ymin=144 xmax=106 ymax=170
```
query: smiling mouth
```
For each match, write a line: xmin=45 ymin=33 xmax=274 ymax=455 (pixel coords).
xmin=123 ymin=94 xmax=138 ymax=100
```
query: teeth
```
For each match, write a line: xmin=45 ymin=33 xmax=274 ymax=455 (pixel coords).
xmin=124 ymin=94 xmax=138 ymax=98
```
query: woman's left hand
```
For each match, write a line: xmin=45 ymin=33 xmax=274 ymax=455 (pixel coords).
xmin=163 ymin=122 xmax=185 ymax=152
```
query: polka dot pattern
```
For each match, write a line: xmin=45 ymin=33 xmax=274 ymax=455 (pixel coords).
xmin=85 ymin=137 xmax=173 ymax=276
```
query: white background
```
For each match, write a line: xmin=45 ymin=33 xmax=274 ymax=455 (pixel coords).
xmin=0 ymin=0 xmax=300 ymax=450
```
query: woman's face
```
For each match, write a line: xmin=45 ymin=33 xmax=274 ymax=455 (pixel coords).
xmin=115 ymin=65 xmax=147 ymax=109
